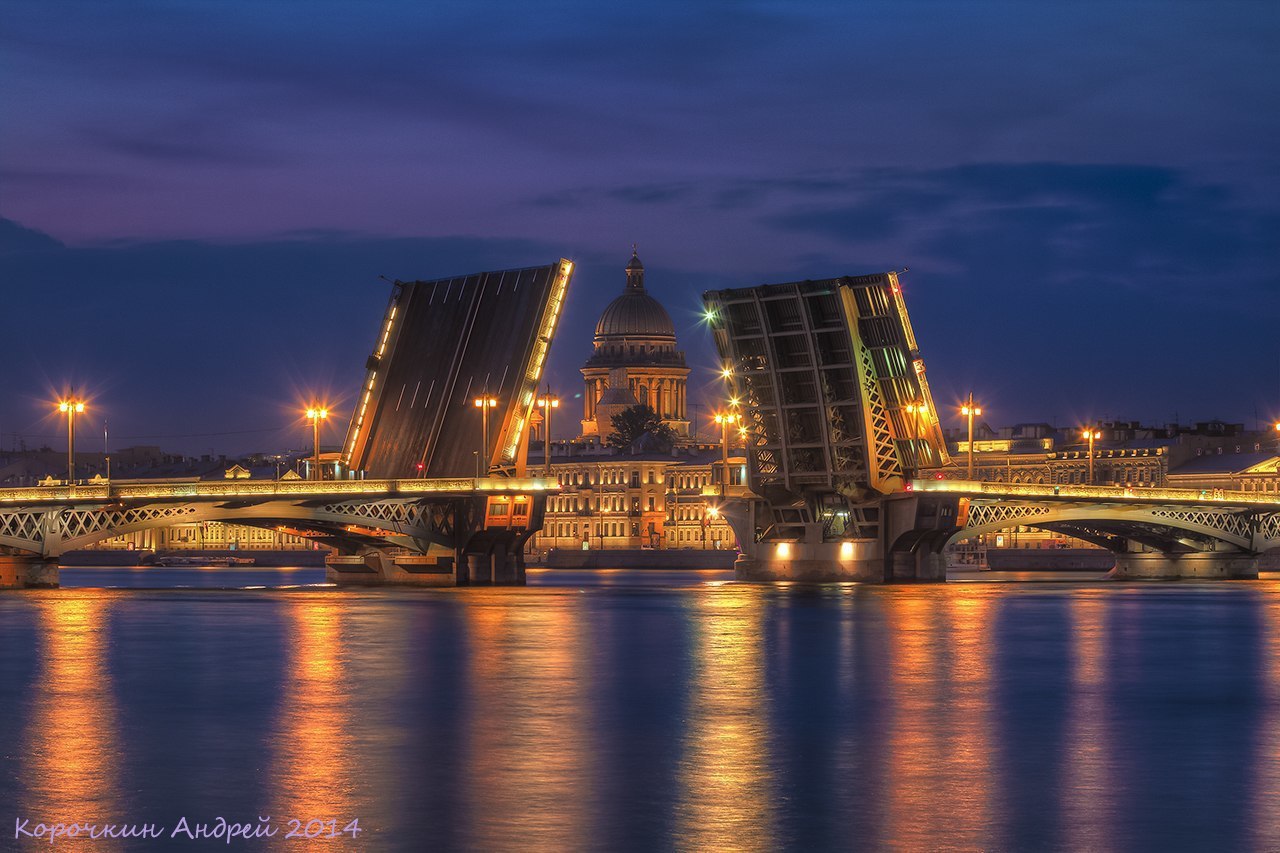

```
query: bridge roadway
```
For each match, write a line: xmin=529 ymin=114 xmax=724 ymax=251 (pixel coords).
xmin=907 ymin=478 xmax=1280 ymax=579
xmin=0 ymin=477 xmax=559 ymax=589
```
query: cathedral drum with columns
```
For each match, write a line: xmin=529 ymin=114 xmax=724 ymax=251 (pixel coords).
xmin=580 ymin=251 xmax=691 ymax=441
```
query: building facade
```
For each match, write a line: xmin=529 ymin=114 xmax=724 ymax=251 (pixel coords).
xmin=530 ymin=446 xmax=742 ymax=553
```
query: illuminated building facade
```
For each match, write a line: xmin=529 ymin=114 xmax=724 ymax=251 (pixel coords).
xmin=580 ymin=251 xmax=691 ymax=441
xmin=529 ymin=446 xmax=744 ymax=552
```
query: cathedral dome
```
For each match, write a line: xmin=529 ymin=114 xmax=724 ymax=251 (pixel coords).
xmin=594 ymin=290 xmax=677 ymax=339
xmin=593 ymin=250 xmax=676 ymax=340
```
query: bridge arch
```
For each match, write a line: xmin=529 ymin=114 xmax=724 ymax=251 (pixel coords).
xmin=6 ymin=498 xmax=470 ymax=558
xmin=947 ymin=501 xmax=1260 ymax=553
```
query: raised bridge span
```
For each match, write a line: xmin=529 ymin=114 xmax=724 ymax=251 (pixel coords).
xmin=705 ymin=271 xmax=1280 ymax=582
xmin=0 ymin=260 xmax=574 ymax=589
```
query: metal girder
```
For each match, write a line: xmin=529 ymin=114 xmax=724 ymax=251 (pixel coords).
xmin=0 ymin=493 xmax=502 ymax=558
xmin=955 ymin=499 xmax=1262 ymax=554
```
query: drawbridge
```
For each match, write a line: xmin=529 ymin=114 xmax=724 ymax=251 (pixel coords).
xmin=704 ymin=271 xmax=956 ymax=579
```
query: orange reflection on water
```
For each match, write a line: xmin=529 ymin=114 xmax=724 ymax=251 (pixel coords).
xmin=24 ymin=595 xmax=121 ymax=826
xmin=463 ymin=592 xmax=591 ymax=852
xmin=943 ymin=591 xmax=995 ymax=847
xmin=884 ymin=592 xmax=946 ymax=849
xmin=884 ymin=589 xmax=996 ymax=850
xmin=268 ymin=595 xmax=358 ymax=844
xmin=1061 ymin=593 xmax=1112 ymax=849
xmin=1251 ymin=589 xmax=1280 ymax=849
xmin=675 ymin=587 xmax=774 ymax=853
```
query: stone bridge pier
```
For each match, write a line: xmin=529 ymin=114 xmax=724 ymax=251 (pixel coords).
xmin=0 ymin=554 xmax=58 ymax=589
xmin=726 ymin=492 xmax=960 ymax=583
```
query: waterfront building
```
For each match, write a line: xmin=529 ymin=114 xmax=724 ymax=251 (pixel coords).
xmin=529 ymin=443 xmax=744 ymax=553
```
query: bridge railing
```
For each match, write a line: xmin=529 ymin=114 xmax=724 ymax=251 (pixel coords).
xmin=0 ymin=477 xmax=561 ymax=505
xmin=909 ymin=478 xmax=1280 ymax=507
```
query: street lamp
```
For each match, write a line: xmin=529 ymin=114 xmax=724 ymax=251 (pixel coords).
xmin=1082 ymin=427 xmax=1102 ymax=485
xmin=474 ymin=395 xmax=498 ymax=477
xmin=904 ymin=401 xmax=928 ymax=437
xmin=536 ymin=389 xmax=559 ymax=478
xmin=707 ymin=504 xmax=720 ymax=550
xmin=960 ymin=393 xmax=982 ymax=480
xmin=1264 ymin=422 xmax=1274 ymax=494
xmin=714 ymin=411 xmax=739 ymax=496
xmin=57 ymin=397 xmax=86 ymax=484
xmin=305 ymin=406 xmax=328 ymax=481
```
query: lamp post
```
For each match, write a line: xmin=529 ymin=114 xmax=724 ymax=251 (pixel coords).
xmin=904 ymin=401 xmax=927 ymax=438
xmin=474 ymin=396 xmax=498 ymax=477
xmin=707 ymin=505 xmax=720 ymax=550
xmin=57 ymin=397 xmax=85 ymax=484
xmin=961 ymin=393 xmax=982 ymax=480
xmin=305 ymin=406 xmax=328 ymax=481
xmin=536 ymin=389 xmax=559 ymax=478
xmin=1264 ymin=417 xmax=1274 ymax=491
xmin=714 ymin=411 xmax=739 ymax=496
xmin=1082 ymin=427 xmax=1102 ymax=485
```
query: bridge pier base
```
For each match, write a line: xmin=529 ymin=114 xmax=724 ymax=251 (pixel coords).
xmin=0 ymin=556 xmax=58 ymax=589
xmin=890 ymin=549 xmax=947 ymax=582
xmin=735 ymin=539 xmax=888 ymax=583
xmin=1111 ymin=551 xmax=1258 ymax=580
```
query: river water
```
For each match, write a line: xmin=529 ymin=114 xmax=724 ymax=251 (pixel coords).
xmin=3 ymin=567 xmax=1279 ymax=850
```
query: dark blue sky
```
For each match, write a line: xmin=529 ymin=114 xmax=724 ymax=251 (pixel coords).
xmin=2 ymin=1 xmax=1278 ymax=454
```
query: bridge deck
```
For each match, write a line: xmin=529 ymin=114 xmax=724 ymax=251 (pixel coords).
xmin=911 ymin=478 xmax=1280 ymax=508
xmin=0 ymin=477 xmax=559 ymax=506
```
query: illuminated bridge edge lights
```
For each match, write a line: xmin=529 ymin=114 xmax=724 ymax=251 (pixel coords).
xmin=908 ymin=479 xmax=1280 ymax=507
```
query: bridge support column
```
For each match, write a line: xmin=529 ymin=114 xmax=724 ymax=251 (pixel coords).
xmin=0 ymin=556 xmax=59 ymax=589
xmin=326 ymin=547 xmax=462 ymax=587
xmin=889 ymin=549 xmax=947 ymax=582
xmin=1111 ymin=551 xmax=1258 ymax=580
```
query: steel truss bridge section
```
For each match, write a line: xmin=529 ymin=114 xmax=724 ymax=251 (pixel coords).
xmin=0 ymin=478 xmax=556 ymax=559
xmin=703 ymin=271 xmax=950 ymax=542
xmin=911 ymin=480 xmax=1280 ymax=555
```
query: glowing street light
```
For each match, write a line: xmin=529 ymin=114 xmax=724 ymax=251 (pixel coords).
xmin=1082 ymin=427 xmax=1103 ymax=485
xmin=474 ymin=395 xmax=499 ymax=477
xmin=960 ymin=393 xmax=982 ymax=480
xmin=904 ymin=401 xmax=928 ymax=437
xmin=57 ymin=397 xmax=86 ymax=484
xmin=705 ymin=504 xmax=721 ymax=550
xmin=305 ymin=406 xmax=328 ymax=481
xmin=714 ymin=411 xmax=739 ymax=496
xmin=536 ymin=388 xmax=560 ymax=477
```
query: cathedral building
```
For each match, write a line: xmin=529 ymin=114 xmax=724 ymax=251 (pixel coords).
xmin=579 ymin=250 xmax=691 ymax=441
xmin=530 ymin=250 xmax=743 ymax=556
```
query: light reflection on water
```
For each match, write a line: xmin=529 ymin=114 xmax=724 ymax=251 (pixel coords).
xmin=22 ymin=596 xmax=122 ymax=830
xmin=267 ymin=596 xmax=359 ymax=849
xmin=675 ymin=587 xmax=774 ymax=852
xmin=5 ymin=572 xmax=1280 ymax=850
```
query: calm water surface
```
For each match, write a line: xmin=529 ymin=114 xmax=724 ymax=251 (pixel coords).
xmin=2 ymin=567 xmax=1279 ymax=850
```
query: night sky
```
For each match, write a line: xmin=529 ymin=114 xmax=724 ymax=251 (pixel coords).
xmin=2 ymin=1 xmax=1278 ymax=455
